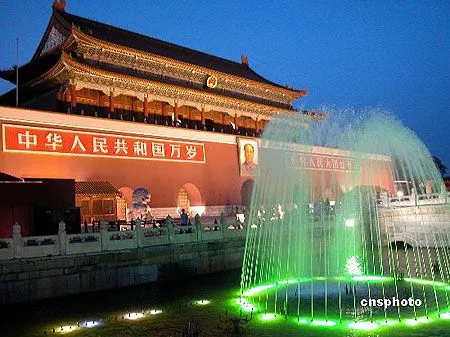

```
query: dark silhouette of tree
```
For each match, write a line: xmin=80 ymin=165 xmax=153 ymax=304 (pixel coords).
xmin=432 ymin=156 xmax=447 ymax=178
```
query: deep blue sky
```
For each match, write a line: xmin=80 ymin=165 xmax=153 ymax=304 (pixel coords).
xmin=1 ymin=1 xmax=449 ymax=169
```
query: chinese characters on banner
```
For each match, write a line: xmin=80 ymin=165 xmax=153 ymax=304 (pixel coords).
xmin=289 ymin=151 xmax=357 ymax=171
xmin=2 ymin=124 xmax=206 ymax=163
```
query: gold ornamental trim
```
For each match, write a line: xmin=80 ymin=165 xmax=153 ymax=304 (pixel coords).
xmin=70 ymin=27 xmax=307 ymax=99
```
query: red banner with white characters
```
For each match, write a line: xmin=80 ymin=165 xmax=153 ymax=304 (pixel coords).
xmin=2 ymin=124 xmax=206 ymax=163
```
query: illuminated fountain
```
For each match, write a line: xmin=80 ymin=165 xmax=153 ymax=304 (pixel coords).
xmin=240 ymin=108 xmax=450 ymax=331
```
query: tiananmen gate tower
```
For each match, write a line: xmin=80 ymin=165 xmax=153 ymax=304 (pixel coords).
xmin=0 ymin=0 xmax=393 ymax=235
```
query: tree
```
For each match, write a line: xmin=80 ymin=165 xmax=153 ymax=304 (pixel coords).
xmin=432 ymin=156 xmax=447 ymax=178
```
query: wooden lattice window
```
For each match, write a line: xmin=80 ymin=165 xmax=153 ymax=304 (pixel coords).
xmin=177 ymin=187 xmax=190 ymax=213
xmin=80 ymin=200 xmax=90 ymax=216
xmin=92 ymin=199 xmax=114 ymax=215
xmin=103 ymin=200 xmax=114 ymax=214
xmin=92 ymin=200 xmax=103 ymax=215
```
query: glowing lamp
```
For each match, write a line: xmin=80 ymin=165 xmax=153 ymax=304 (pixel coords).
xmin=190 ymin=206 xmax=206 ymax=216
xmin=149 ymin=309 xmax=162 ymax=315
xmin=381 ymin=320 xmax=397 ymax=326
xmin=348 ymin=321 xmax=378 ymax=330
xmin=345 ymin=219 xmax=355 ymax=227
xmin=261 ymin=313 xmax=276 ymax=321
xmin=124 ymin=312 xmax=144 ymax=320
xmin=80 ymin=320 xmax=101 ymax=328
xmin=236 ymin=298 xmax=247 ymax=305
xmin=440 ymin=312 xmax=450 ymax=319
xmin=404 ymin=317 xmax=429 ymax=326
xmin=346 ymin=256 xmax=362 ymax=275
xmin=311 ymin=320 xmax=337 ymax=326
xmin=58 ymin=325 xmax=78 ymax=333
xmin=352 ymin=275 xmax=391 ymax=282
xmin=241 ymin=303 xmax=255 ymax=312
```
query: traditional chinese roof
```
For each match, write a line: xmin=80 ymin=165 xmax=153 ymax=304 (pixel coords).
xmin=0 ymin=3 xmax=307 ymax=115
xmin=0 ymin=171 xmax=24 ymax=182
xmin=75 ymin=181 xmax=121 ymax=196
xmin=0 ymin=52 xmax=60 ymax=84
xmin=48 ymin=10 xmax=298 ymax=91
xmin=1 ymin=51 xmax=295 ymax=115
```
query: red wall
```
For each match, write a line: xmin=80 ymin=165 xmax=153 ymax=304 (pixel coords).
xmin=0 ymin=129 xmax=248 ymax=208
xmin=0 ymin=112 xmax=394 ymax=222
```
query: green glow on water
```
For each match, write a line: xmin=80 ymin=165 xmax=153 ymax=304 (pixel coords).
xmin=380 ymin=320 xmax=398 ymax=326
xmin=404 ymin=278 xmax=445 ymax=287
xmin=352 ymin=275 xmax=392 ymax=282
xmin=311 ymin=320 xmax=337 ymax=327
xmin=239 ymin=109 xmax=450 ymax=333
xmin=440 ymin=312 xmax=450 ymax=319
xmin=404 ymin=317 xmax=431 ymax=326
xmin=194 ymin=300 xmax=210 ymax=305
xmin=348 ymin=321 xmax=378 ymax=330
xmin=242 ymin=284 xmax=275 ymax=296
xmin=241 ymin=303 xmax=256 ymax=312
xmin=236 ymin=298 xmax=247 ymax=305
xmin=277 ymin=279 xmax=299 ymax=285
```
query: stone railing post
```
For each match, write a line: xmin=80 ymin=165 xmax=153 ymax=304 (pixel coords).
xmin=135 ymin=218 xmax=143 ymax=248
xmin=220 ymin=212 xmax=227 ymax=239
xmin=165 ymin=215 xmax=174 ymax=243
xmin=439 ymin=190 xmax=447 ymax=204
xmin=100 ymin=220 xmax=109 ymax=251
xmin=220 ymin=212 xmax=227 ymax=231
xmin=58 ymin=220 xmax=67 ymax=255
xmin=381 ymin=194 xmax=389 ymax=208
xmin=12 ymin=222 xmax=22 ymax=259
xmin=194 ymin=213 xmax=201 ymax=241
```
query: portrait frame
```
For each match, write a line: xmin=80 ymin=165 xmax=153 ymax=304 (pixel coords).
xmin=238 ymin=138 xmax=258 ymax=177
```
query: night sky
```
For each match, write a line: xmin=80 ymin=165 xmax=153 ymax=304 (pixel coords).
xmin=1 ymin=1 xmax=449 ymax=170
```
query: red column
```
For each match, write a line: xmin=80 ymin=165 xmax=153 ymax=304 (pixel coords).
xmin=109 ymin=91 xmax=115 ymax=112
xmin=222 ymin=112 xmax=225 ymax=126
xmin=261 ymin=119 xmax=267 ymax=132
xmin=234 ymin=114 xmax=238 ymax=130
xmin=143 ymin=97 xmax=148 ymax=116
xmin=201 ymin=108 xmax=205 ymax=126
xmin=70 ymin=84 xmax=76 ymax=109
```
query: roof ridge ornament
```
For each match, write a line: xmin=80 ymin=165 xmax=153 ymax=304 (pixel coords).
xmin=53 ymin=0 xmax=66 ymax=12
xmin=241 ymin=55 xmax=249 ymax=67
